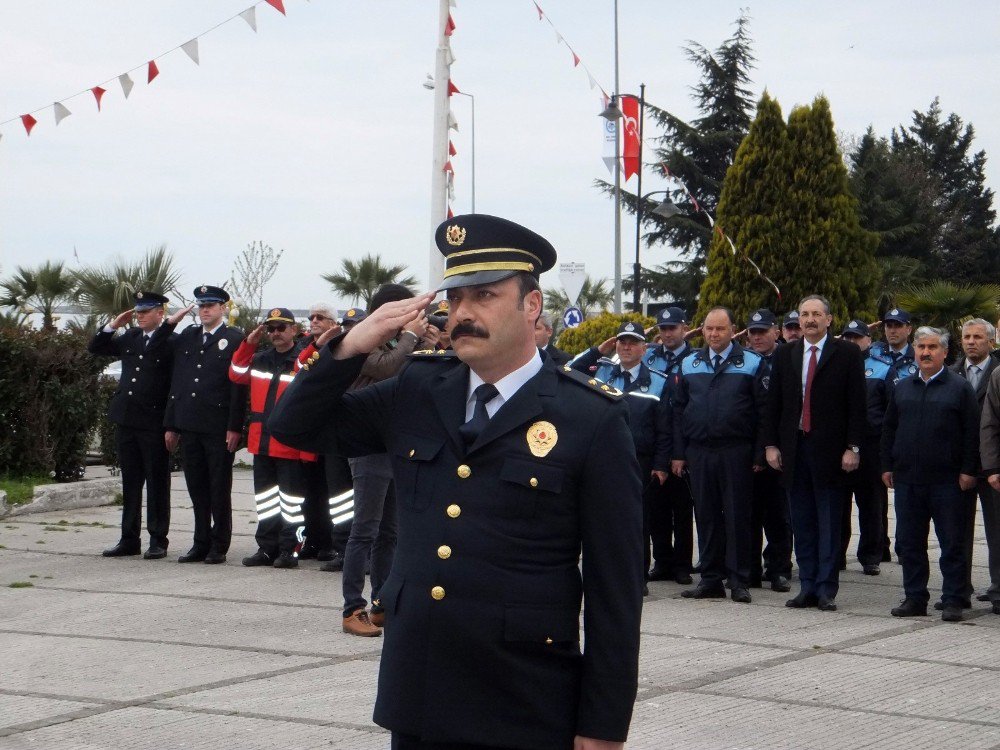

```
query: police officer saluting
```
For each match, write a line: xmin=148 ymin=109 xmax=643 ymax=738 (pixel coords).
xmin=89 ymin=291 xmax=175 ymax=559
xmin=162 ymin=286 xmax=247 ymax=564
xmin=269 ymin=214 xmax=642 ymax=749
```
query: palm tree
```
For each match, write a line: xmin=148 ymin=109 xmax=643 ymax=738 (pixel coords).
xmin=73 ymin=246 xmax=181 ymax=322
xmin=0 ymin=260 xmax=77 ymax=330
xmin=876 ymin=255 xmax=927 ymax=314
xmin=543 ymin=275 xmax=614 ymax=320
xmin=322 ymin=254 xmax=417 ymax=308
xmin=895 ymin=281 xmax=1000 ymax=344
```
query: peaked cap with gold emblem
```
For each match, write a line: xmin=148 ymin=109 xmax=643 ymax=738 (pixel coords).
xmin=193 ymin=285 xmax=230 ymax=304
xmin=435 ymin=214 xmax=556 ymax=291
xmin=263 ymin=307 xmax=295 ymax=324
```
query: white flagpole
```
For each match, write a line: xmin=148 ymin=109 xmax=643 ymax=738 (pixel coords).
xmin=428 ymin=0 xmax=452 ymax=290
xmin=612 ymin=0 xmax=622 ymax=313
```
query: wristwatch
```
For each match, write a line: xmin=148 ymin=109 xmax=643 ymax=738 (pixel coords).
xmin=848 ymin=445 xmax=860 ymax=454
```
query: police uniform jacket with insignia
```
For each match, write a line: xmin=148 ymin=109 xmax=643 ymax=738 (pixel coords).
xmin=672 ymin=343 xmax=768 ymax=461
xmin=89 ymin=325 xmax=176 ymax=430
xmin=268 ymin=342 xmax=643 ymax=749
xmin=162 ymin=321 xmax=248 ymax=434
xmin=645 ymin=341 xmax=691 ymax=405
xmin=862 ymin=353 xmax=895 ymax=435
xmin=871 ymin=341 xmax=917 ymax=383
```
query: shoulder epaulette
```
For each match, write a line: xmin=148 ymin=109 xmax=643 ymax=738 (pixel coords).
xmin=557 ymin=364 xmax=624 ymax=400
xmin=409 ymin=348 xmax=459 ymax=360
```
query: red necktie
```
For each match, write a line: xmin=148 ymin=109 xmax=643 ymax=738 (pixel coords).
xmin=802 ymin=345 xmax=818 ymax=432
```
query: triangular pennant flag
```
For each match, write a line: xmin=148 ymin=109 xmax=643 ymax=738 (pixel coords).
xmin=587 ymin=71 xmax=598 ymax=90
xmin=449 ymin=140 xmax=457 ymax=157
xmin=449 ymin=0 xmax=456 ymax=7
xmin=181 ymin=39 xmax=200 ymax=65
xmin=53 ymin=102 xmax=72 ymax=125
xmin=239 ymin=7 xmax=257 ymax=32
xmin=534 ymin=1 xmax=544 ymax=20
xmin=119 ymin=73 xmax=135 ymax=98
xmin=21 ymin=114 xmax=37 ymax=135
xmin=445 ymin=46 xmax=456 ymax=67
xmin=448 ymin=110 xmax=458 ymax=131
xmin=443 ymin=160 xmax=454 ymax=174
xmin=447 ymin=176 xmax=455 ymax=201
xmin=264 ymin=0 xmax=286 ymax=15
xmin=447 ymin=79 xmax=460 ymax=96
xmin=91 ymin=86 xmax=106 ymax=110
xmin=147 ymin=60 xmax=159 ymax=84
xmin=555 ymin=30 xmax=563 ymax=45
xmin=571 ymin=50 xmax=580 ymax=67
xmin=447 ymin=205 xmax=454 ymax=219
xmin=445 ymin=13 xmax=456 ymax=36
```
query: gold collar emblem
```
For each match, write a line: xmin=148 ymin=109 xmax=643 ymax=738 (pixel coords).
xmin=445 ymin=225 xmax=467 ymax=246
xmin=527 ymin=421 xmax=558 ymax=458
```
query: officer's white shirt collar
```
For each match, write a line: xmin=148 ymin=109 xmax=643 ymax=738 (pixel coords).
xmin=202 ymin=321 xmax=225 ymax=338
xmin=466 ymin=349 xmax=543 ymax=421
xmin=622 ymin=362 xmax=642 ymax=381
xmin=668 ymin=342 xmax=687 ymax=358
xmin=708 ymin=342 xmax=734 ymax=363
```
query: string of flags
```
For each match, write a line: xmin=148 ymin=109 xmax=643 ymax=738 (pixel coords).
xmin=529 ymin=1 xmax=609 ymax=103
xmin=0 ymin=0 xmax=292 ymax=142
xmin=441 ymin=0 xmax=461 ymax=219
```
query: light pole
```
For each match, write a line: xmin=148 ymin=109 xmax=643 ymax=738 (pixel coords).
xmin=632 ymin=189 xmax=682 ymax=311
xmin=423 ymin=77 xmax=476 ymax=213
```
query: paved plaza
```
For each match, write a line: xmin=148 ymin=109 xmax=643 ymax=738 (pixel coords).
xmin=1 ymin=467 xmax=999 ymax=749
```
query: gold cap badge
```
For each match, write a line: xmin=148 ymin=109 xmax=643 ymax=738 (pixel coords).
xmin=269 ymin=308 xmax=281 ymax=318
xmin=445 ymin=225 xmax=467 ymax=246
xmin=346 ymin=309 xmax=356 ymax=318
xmin=527 ymin=421 xmax=558 ymax=458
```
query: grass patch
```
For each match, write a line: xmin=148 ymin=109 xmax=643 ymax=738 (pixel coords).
xmin=112 ymin=492 xmax=123 ymax=506
xmin=28 ymin=574 xmax=38 ymax=578
xmin=57 ymin=520 xmax=107 ymax=527
xmin=0 ymin=473 xmax=54 ymax=506
xmin=8 ymin=581 xmax=34 ymax=588
xmin=43 ymin=526 xmax=68 ymax=532
xmin=34 ymin=540 xmax=45 ymax=544
xmin=0 ymin=544 xmax=5 ymax=549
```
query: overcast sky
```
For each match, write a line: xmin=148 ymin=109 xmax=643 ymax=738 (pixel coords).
xmin=1 ymin=1 xmax=998 ymax=313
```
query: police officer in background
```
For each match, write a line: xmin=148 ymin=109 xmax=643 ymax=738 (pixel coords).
xmin=873 ymin=308 xmax=917 ymax=379
xmin=745 ymin=309 xmax=793 ymax=591
xmin=89 ymin=291 xmax=175 ymax=559
xmin=839 ymin=318 xmax=890 ymax=576
xmin=782 ymin=310 xmax=802 ymax=343
xmin=162 ymin=286 xmax=247 ymax=564
xmin=642 ymin=306 xmax=695 ymax=585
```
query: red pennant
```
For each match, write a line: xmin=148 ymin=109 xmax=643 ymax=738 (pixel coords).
xmin=447 ymin=206 xmax=454 ymax=219
xmin=21 ymin=114 xmax=37 ymax=136
xmin=445 ymin=13 xmax=456 ymax=36
xmin=449 ymin=141 xmax=457 ymax=157
xmin=147 ymin=60 xmax=159 ymax=83
xmin=534 ymin=2 xmax=544 ymax=20
xmin=264 ymin=0 xmax=286 ymax=15
xmin=571 ymin=50 xmax=580 ymax=67
xmin=443 ymin=160 xmax=454 ymax=174
xmin=447 ymin=79 xmax=460 ymax=96
xmin=91 ymin=86 xmax=106 ymax=111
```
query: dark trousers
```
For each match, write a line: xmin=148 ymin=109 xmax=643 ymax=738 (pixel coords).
xmin=789 ymin=434 xmax=843 ymax=600
xmin=116 ymin=425 xmax=171 ymax=548
xmin=252 ymin=454 xmax=307 ymax=556
xmin=301 ymin=459 xmax=334 ymax=552
xmin=894 ymin=481 xmax=968 ymax=606
xmin=840 ymin=438 xmax=885 ymax=568
xmin=687 ymin=442 xmax=754 ymax=588
xmin=391 ymin=734 xmax=537 ymax=750
xmin=326 ymin=453 xmax=355 ymax=554
xmin=180 ymin=430 xmax=234 ymax=554
xmin=646 ymin=470 xmax=694 ymax=575
xmin=962 ymin=479 xmax=1000 ymax=600
xmin=751 ymin=466 xmax=793 ymax=581
xmin=343 ymin=454 xmax=397 ymax=616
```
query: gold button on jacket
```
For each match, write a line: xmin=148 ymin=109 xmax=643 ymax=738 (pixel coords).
xmin=457 ymin=464 xmax=471 ymax=479
xmin=437 ymin=545 xmax=452 ymax=559
xmin=446 ymin=504 xmax=461 ymax=518
xmin=431 ymin=585 xmax=446 ymax=600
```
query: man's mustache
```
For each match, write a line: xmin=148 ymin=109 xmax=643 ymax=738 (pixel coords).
xmin=920 ymin=355 xmax=934 ymax=361
xmin=451 ymin=322 xmax=489 ymax=339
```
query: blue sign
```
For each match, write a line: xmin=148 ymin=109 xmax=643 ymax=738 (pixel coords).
xmin=563 ymin=307 xmax=583 ymax=329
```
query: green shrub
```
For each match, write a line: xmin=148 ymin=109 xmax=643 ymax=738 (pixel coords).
xmin=95 ymin=376 xmax=118 ymax=467
xmin=555 ymin=312 xmax=656 ymax=356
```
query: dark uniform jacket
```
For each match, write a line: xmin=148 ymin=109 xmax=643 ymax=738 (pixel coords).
xmin=764 ymin=336 xmax=867 ymax=489
xmin=88 ymin=325 xmax=175 ymax=430
xmin=269 ymin=345 xmax=643 ymax=749
xmin=162 ymin=321 xmax=247 ymax=434
xmin=544 ymin=342 xmax=572 ymax=366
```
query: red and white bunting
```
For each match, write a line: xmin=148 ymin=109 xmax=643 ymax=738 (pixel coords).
xmin=53 ymin=102 xmax=72 ymax=125
xmin=91 ymin=86 xmax=106 ymax=110
xmin=181 ymin=39 xmax=200 ymax=65
xmin=527 ymin=1 xmax=609 ymax=105
xmin=21 ymin=114 xmax=37 ymax=136
xmin=240 ymin=7 xmax=258 ymax=32
xmin=147 ymin=60 xmax=159 ymax=84
xmin=264 ymin=0 xmax=286 ymax=16
xmin=448 ymin=111 xmax=458 ymax=131
xmin=449 ymin=140 xmax=457 ymax=157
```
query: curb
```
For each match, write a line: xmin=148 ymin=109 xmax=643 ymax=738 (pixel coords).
xmin=0 ymin=477 xmax=120 ymax=518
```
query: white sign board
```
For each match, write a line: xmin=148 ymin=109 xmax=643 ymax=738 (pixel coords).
xmin=559 ymin=262 xmax=586 ymax=307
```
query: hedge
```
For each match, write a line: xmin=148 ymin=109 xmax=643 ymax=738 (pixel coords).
xmin=555 ymin=311 xmax=657 ymax=356
xmin=0 ymin=329 xmax=105 ymax=481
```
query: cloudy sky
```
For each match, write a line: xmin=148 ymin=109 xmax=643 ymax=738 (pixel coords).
xmin=1 ymin=1 xmax=997 ymax=313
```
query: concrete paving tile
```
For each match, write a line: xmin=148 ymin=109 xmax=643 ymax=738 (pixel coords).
xmin=0 ymin=694 xmax=99 ymax=731
xmin=845 ymin=622 xmax=1000 ymax=667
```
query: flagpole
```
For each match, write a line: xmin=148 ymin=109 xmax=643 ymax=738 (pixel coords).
xmin=611 ymin=0 xmax=622 ymax=313
xmin=428 ymin=0 xmax=451 ymax=290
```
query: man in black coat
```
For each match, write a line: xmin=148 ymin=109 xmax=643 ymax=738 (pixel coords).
xmin=88 ymin=291 xmax=175 ymax=559
xmin=534 ymin=312 xmax=571 ymax=365
xmin=162 ymin=286 xmax=247 ymax=564
xmin=764 ymin=295 xmax=867 ymax=612
xmin=271 ymin=214 xmax=642 ymax=750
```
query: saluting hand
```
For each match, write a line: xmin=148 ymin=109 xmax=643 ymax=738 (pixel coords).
xmin=315 ymin=323 xmax=343 ymax=348
xmin=167 ymin=304 xmax=195 ymax=326
xmin=246 ymin=324 xmax=266 ymax=347
xmin=596 ymin=336 xmax=617 ymax=356
xmin=337 ymin=292 xmax=436 ymax=360
xmin=110 ymin=309 xmax=134 ymax=329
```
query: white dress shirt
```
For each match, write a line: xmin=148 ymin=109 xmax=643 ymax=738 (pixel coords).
xmin=465 ymin=350 xmax=543 ymax=422
xmin=801 ymin=334 xmax=828 ymax=399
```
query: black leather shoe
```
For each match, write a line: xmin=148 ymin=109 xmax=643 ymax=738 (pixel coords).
xmin=203 ymin=551 xmax=226 ymax=564
xmin=976 ymin=593 xmax=992 ymax=602
xmin=934 ymin=599 xmax=972 ymax=611
xmin=731 ymin=587 xmax=752 ymax=603
xmin=320 ymin=553 xmax=344 ymax=572
xmin=177 ymin=548 xmax=207 ymax=563
xmin=102 ymin=541 xmax=140 ymax=557
xmin=673 ymin=572 xmax=693 ymax=586
xmin=143 ymin=545 xmax=167 ymax=560
xmin=785 ymin=593 xmax=819 ymax=608
xmin=862 ymin=564 xmax=880 ymax=576
xmin=316 ymin=548 xmax=337 ymax=562
xmin=681 ymin=585 xmax=726 ymax=599
xmin=891 ymin=598 xmax=927 ymax=617
xmin=817 ymin=597 xmax=837 ymax=612
xmin=770 ymin=576 xmax=791 ymax=592
xmin=242 ymin=549 xmax=272 ymax=567
xmin=941 ymin=605 xmax=963 ymax=622
xmin=273 ymin=551 xmax=298 ymax=569
xmin=992 ymin=602 xmax=1000 ymax=615
xmin=646 ymin=565 xmax=670 ymax=581
xmin=297 ymin=544 xmax=319 ymax=560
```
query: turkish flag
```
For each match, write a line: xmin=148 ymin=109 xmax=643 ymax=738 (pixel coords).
xmin=621 ymin=95 xmax=641 ymax=181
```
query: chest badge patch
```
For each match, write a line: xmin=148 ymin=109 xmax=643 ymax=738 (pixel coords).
xmin=527 ymin=421 xmax=558 ymax=458
xmin=218 ymin=338 xmax=228 ymax=351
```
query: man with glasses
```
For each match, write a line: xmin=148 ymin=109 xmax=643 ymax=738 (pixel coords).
xmin=230 ymin=308 xmax=316 ymax=568
xmin=162 ymin=286 xmax=247 ymax=564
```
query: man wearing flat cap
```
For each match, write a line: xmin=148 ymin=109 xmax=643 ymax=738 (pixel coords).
xmin=161 ymin=286 xmax=247 ymax=564
xmin=270 ymin=214 xmax=642 ymax=749
xmin=88 ymin=291 xmax=175 ymax=559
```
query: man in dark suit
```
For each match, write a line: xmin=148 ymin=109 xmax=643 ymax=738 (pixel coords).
xmin=270 ymin=214 xmax=642 ymax=750
xmin=952 ymin=318 xmax=1000 ymax=609
xmin=162 ymin=286 xmax=247 ymax=565
xmin=765 ymin=295 xmax=867 ymax=612
xmin=534 ymin=312 xmax=571 ymax=365
xmin=88 ymin=291 xmax=175 ymax=559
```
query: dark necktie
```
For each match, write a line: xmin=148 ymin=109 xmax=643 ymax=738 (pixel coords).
xmin=203 ymin=331 xmax=210 ymax=346
xmin=890 ymin=351 xmax=900 ymax=363
xmin=713 ymin=354 xmax=723 ymax=372
xmin=459 ymin=383 xmax=499 ymax=446
xmin=968 ymin=364 xmax=982 ymax=390
xmin=142 ymin=334 xmax=150 ymax=350
xmin=622 ymin=371 xmax=632 ymax=388
xmin=802 ymin=345 xmax=818 ymax=432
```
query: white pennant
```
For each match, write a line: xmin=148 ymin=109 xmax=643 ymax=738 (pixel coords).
xmin=119 ymin=73 xmax=134 ymax=99
xmin=447 ymin=172 xmax=455 ymax=201
xmin=449 ymin=0 xmax=456 ymax=6
xmin=181 ymin=39 xmax=200 ymax=65
xmin=602 ymin=117 xmax=617 ymax=175
xmin=448 ymin=110 xmax=458 ymax=131
xmin=240 ymin=7 xmax=257 ymax=32
xmin=53 ymin=101 xmax=72 ymax=125
xmin=555 ymin=31 xmax=563 ymax=45
xmin=445 ymin=46 xmax=455 ymax=67
xmin=587 ymin=72 xmax=598 ymax=90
